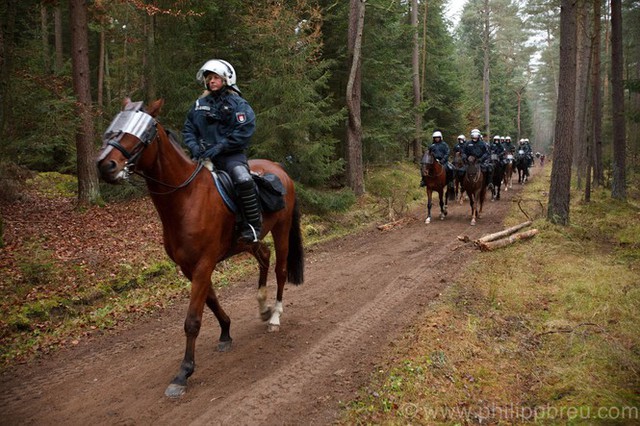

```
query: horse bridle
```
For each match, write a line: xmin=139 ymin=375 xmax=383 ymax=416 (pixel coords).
xmin=99 ymin=107 xmax=203 ymax=194
xmin=423 ymin=151 xmax=444 ymax=178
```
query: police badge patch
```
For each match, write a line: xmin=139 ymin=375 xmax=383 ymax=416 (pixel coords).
xmin=236 ymin=112 xmax=246 ymax=123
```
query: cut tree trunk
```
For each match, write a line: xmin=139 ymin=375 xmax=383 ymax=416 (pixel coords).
xmin=476 ymin=229 xmax=539 ymax=251
xmin=475 ymin=221 xmax=533 ymax=244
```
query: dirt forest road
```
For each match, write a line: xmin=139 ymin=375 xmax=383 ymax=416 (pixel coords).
xmin=1 ymin=177 xmax=534 ymax=425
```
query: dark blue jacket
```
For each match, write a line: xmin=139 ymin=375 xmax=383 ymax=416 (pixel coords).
xmin=489 ymin=141 xmax=505 ymax=158
xmin=463 ymin=139 xmax=490 ymax=163
xmin=428 ymin=140 xmax=450 ymax=163
xmin=502 ymin=141 xmax=515 ymax=154
xmin=453 ymin=141 xmax=466 ymax=154
xmin=182 ymin=88 xmax=256 ymax=159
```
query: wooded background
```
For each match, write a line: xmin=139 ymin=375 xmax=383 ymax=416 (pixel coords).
xmin=0 ymin=0 xmax=638 ymax=222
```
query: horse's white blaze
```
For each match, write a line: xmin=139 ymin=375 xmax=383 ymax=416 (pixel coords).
xmin=257 ymin=287 xmax=269 ymax=314
xmin=268 ymin=301 xmax=283 ymax=327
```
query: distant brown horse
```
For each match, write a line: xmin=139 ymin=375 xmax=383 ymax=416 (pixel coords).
xmin=420 ymin=149 xmax=450 ymax=224
xmin=503 ymin=153 xmax=514 ymax=191
xmin=453 ymin=151 xmax=466 ymax=204
xmin=97 ymin=99 xmax=304 ymax=398
xmin=462 ymin=156 xmax=486 ymax=226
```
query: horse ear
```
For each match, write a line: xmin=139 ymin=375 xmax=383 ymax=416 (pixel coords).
xmin=147 ymin=99 xmax=165 ymax=117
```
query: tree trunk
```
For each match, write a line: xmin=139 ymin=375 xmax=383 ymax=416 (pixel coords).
xmin=0 ymin=0 xmax=17 ymax=138
xmin=547 ymin=0 xmax=577 ymax=225
xmin=476 ymin=229 xmax=539 ymax=252
xmin=573 ymin=0 xmax=591 ymax=190
xmin=346 ymin=0 xmax=365 ymax=196
xmin=41 ymin=3 xmax=50 ymax=72
xmin=476 ymin=221 xmax=533 ymax=243
xmin=591 ymin=0 xmax=603 ymax=186
xmin=610 ymin=0 xmax=625 ymax=199
xmin=482 ymin=0 xmax=491 ymax=136
xmin=54 ymin=3 xmax=64 ymax=73
xmin=420 ymin=0 xmax=428 ymax=104
xmin=97 ymin=29 xmax=104 ymax=108
xmin=70 ymin=0 xmax=100 ymax=205
xmin=141 ymin=15 xmax=156 ymax=101
xmin=411 ymin=0 xmax=422 ymax=163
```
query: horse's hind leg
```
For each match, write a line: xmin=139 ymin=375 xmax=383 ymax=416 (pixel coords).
xmin=439 ymin=189 xmax=447 ymax=220
xmin=425 ymin=189 xmax=433 ymax=224
xmin=267 ymin=223 xmax=292 ymax=332
xmin=251 ymin=242 xmax=272 ymax=322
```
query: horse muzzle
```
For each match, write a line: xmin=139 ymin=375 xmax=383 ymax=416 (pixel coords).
xmin=97 ymin=158 xmax=128 ymax=183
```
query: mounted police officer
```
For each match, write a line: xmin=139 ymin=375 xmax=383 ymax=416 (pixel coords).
xmin=453 ymin=134 xmax=466 ymax=156
xmin=182 ymin=59 xmax=261 ymax=243
xmin=520 ymin=138 xmax=533 ymax=168
xmin=490 ymin=135 xmax=505 ymax=160
xmin=502 ymin=135 xmax=515 ymax=156
xmin=421 ymin=130 xmax=453 ymax=189
xmin=462 ymin=128 xmax=491 ymax=186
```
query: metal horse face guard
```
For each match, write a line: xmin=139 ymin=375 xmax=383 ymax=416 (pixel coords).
xmin=97 ymin=102 xmax=158 ymax=179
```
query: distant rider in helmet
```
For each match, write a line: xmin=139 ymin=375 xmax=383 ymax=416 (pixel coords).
xmin=453 ymin=134 xmax=466 ymax=156
xmin=182 ymin=59 xmax=261 ymax=243
xmin=462 ymin=128 xmax=491 ymax=186
xmin=502 ymin=136 xmax=515 ymax=156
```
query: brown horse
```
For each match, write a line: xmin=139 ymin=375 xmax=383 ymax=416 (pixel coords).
xmin=96 ymin=99 xmax=304 ymax=398
xmin=462 ymin=156 xmax=486 ymax=226
xmin=453 ymin=151 xmax=466 ymax=204
xmin=420 ymin=149 xmax=449 ymax=224
xmin=503 ymin=153 xmax=514 ymax=191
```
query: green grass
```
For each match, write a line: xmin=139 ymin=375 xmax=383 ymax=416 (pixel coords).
xmin=342 ymin=166 xmax=640 ymax=425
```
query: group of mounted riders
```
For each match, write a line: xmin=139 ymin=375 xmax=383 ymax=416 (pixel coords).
xmin=420 ymin=129 xmax=535 ymax=197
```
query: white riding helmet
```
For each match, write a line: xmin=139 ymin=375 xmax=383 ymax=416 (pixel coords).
xmin=470 ymin=129 xmax=481 ymax=138
xmin=493 ymin=135 xmax=500 ymax=141
xmin=196 ymin=59 xmax=239 ymax=91
xmin=432 ymin=131 xmax=443 ymax=139
xmin=506 ymin=136 xmax=511 ymax=141
xmin=457 ymin=134 xmax=466 ymax=141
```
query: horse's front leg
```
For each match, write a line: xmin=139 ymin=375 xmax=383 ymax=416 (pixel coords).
xmin=425 ymin=189 xmax=433 ymax=224
xmin=468 ymin=193 xmax=477 ymax=226
xmin=439 ymin=189 xmax=447 ymax=220
xmin=165 ymin=270 xmax=211 ymax=398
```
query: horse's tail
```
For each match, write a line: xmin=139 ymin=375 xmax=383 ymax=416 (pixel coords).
xmin=287 ymin=198 xmax=304 ymax=285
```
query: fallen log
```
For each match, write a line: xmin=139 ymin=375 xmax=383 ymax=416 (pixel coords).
xmin=476 ymin=220 xmax=532 ymax=244
xmin=377 ymin=217 xmax=411 ymax=231
xmin=476 ymin=228 xmax=538 ymax=251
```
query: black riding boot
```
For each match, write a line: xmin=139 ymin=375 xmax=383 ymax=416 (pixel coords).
xmin=232 ymin=166 xmax=262 ymax=243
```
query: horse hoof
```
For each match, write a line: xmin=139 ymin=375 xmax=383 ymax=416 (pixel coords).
xmin=217 ymin=340 xmax=232 ymax=352
xmin=470 ymin=219 xmax=476 ymax=226
xmin=260 ymin=308 xmax=272 ymax=322
xmin=165 ymin=383 xmax=186 ymax=399
xmin=268 ymin=324 xmax=280 ymax=333
xmin=425 ymin=217 xmax=431 ymax=224
xmin=440 ymin=214 xmax=445 ymax=220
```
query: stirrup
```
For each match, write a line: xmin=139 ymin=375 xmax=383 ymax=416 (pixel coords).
xmin=240 ymin=224 xmax=260 ymax=243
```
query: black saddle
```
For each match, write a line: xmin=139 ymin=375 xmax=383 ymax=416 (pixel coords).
xmin=212 ymin=170 xmax=286 ymax=214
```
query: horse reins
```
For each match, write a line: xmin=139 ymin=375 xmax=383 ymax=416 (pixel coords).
xmin=133 ymin=162 xmax=204 ymax=196
xmin=101 ymin=108 xmax=204 ymax=196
